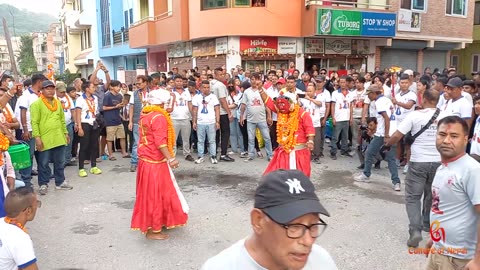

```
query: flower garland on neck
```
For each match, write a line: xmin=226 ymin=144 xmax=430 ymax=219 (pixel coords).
xmin=276 ymin=104 xmax=300 ymax=153
xmin=83 ymin=94 xmax=96 ymax=115
xmin=40 ymin=94 xmax=58 ymax=112
xmin=4 ymin=217 xmax=27 ymax=234
xmin=61 ymin=96 xmax=71 ymax=110
xmin=0 ymin=131 xmax=10 ymax=166
xmin=141 ymin=105 xmax=175 ymax=157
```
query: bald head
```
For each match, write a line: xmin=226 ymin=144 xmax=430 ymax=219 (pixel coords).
xmin=4 ymin=187 xmax=36 ymax=218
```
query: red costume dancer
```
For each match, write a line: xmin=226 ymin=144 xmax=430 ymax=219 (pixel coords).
xmin=131 ymin=90 xmax=188 ymax=240
xmin=261 ymin=90 xmax=315 ymax=177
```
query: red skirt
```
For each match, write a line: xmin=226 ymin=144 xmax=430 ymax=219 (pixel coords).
xmin=263 ymin=147 xmax=311 ymax=177
xmin=131 ymin=160 xmax=189 ymax=233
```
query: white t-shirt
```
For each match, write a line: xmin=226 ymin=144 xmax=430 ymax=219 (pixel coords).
xmin=374 ymin=95 xmax=397 ymax=137
xmin=396 ymin=108 xmax=440 ymax=162
xmin=364 ymin=97 xmax=376 ymax=117
xmin=192 ymin=94 xmax=220 ymax=125
xmin=348 ymin=89 xmax=366 ymax=119
xmin=0 ymin=219 xmax=37 ymax=270
xmin=470 ymin=118 xmax=480 ymax=156
xmin=300 ymin=97 xmax=321 ymax=127
xmin=75 ymin=94 xmax=99 ymax=126
xmin=394 ymin=90 xmax=417 ymax=123
xmin=170 ymin=89 xmax=192 ymax=120
xmin=58 ymin=95 xmax=74 ymax=125
xmin=315 ymin=90 xmax=331 ymax=120
xmin=438 ymin=96 xmax=472 ymax=120
xmin=331 ymin=90 xmax=352 ymax=122
xmin=16 ymin=89 xmax=39 ymax=132
xmin=201 ymin=239 xmax=337 ymax=270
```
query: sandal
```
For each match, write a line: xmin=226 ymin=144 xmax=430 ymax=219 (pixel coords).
xmin=122 ymin=154 xmax=131 ymax=158
xmin=109 ymin=156 xmax=117 ymax=161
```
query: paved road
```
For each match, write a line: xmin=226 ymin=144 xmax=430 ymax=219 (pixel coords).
xmin=29 ymin=153 xmax=428 ymax=270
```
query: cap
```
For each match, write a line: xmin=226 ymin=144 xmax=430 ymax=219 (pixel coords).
xmin=148 ymin=89 xmax=171 ymax=105
xmin=366 ymin=84 xmax=382 ymax=94
xmin=277 ymin=78 xmax=286 ymax=85
xmin=55 ymin=81 xmax=67 ymax=92
xmin=254 ymin=170 xmax=329 ymax=224
xmin=403 ymin=69 xmax=414 ymax=76
xmin=472 ymin=71 xmax=480 ymax=76
xmin=314 ymin=75 xmax=326 ymax=82
xmin=446 ymin=77 xmax=463 ymax=88
xmin=42 ymin=80 xmax=55 ymax=89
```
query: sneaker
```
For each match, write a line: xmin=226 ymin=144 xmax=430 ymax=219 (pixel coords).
xmin=312 ymin=158 xmax=321 ymax=164
xmin=330 ymin=154 xmax=337 ymax=160
xmin=240 ymin=152 xmax=248 ymax=158
xmin=55 ymin=181 xmax=73 ymax=190
xmin=90 ymin=167 xmax=102 ymax=175
xmin=78 ymin=169 xmax=88 ymax=177
xmin=341 ymin=152 xmax=353 ymax=157
xmin=38 ymin=185 xmax=48 ymax=195
xmin=357 ymin=164 xmax=365 ymax=170
xmin=394 ymin=183 xmax=401 ymax=191
xmin=354 ymin=173 xmax=371 ymax=183
xmin=195 ymin=157 xmax=205 ymax=164
xmin=227 ymin=151 xmax=235 ymax=155
xmin=210 ymin=156 xmax=218 ymax=164
xmin=244 ymin=157 xmax=254 ymax=162
xmin=129 ymin=165 xmax=137 ymax=172
xmin=403 ymin=164 xmax=409 ymax=174
xmin=257 ymin=151 xmax=264 ymax=159
xmin=185 ymin=155 xmax=195 ymax=162
xmin=66 ymin=160 xmax=77 ymax=166
xmin=220 ymin=155 xmax=235 ymax=162
xmin=407 ymin=230 xmax=423 ymax=248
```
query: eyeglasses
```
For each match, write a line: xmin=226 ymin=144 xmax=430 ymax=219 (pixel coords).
xmin=263 ymin=211 xmax=327 ymax=239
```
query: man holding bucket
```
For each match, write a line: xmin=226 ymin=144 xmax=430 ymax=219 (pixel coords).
xmin=30 ymin=80 xmax=72 ymax=195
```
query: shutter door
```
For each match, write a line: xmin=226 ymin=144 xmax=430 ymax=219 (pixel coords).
xmin=169 ymin=57 xmax=192 ymax=72
xmin=196 ymin=55 xmax=226 ymax=70
xmin=380 ymin=49 xmax=417 ymax=71
xmin=423 ymin=51 xmax=447 ymax=71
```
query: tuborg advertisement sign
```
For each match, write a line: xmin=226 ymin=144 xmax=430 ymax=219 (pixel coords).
xmin=317 ymin=9 xmax=396 ymax=37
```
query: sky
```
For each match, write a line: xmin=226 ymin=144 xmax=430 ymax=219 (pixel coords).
xmin=0 ymin=0 xmax=62 ymax=17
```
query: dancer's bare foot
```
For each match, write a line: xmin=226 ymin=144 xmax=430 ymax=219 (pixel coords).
xmin=146 ymin=230 xmax=169 ymax=240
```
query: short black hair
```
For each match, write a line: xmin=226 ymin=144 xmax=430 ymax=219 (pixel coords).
xmin=436 ymin=76 xmax=449 ymax=86
xmin=31 ymin=73 xmax=46 ymax=86
xmin=251 ymin=72 xmax=262 ymax=80
xmin=268 ymin=70 xmax=276 ymax=75
xmin=372 ymin=75 xmax=385 ymax=84
xmin=463 ymin=80 xmax=475 ymax=88
xmin=110 ymin=80 xmax=121 ymax=87
xmin=423 ymin=89 xmax=439 ymax=105
xmin=23 ymin=79 xmax=32 ymax=87
xmin=437 ymin=115 xmax=469 ymax=136
xmin=286 ymin=75 xmax=295 ymax=81
xmin=399 ymin=74 xmax=410 ymax=81
xmin=66 ymin=86 xmax=76 ymax=93
xmin=345 ymin=76 xmax=355 ymax=83
xmin=366 ymin=117 xmax=377 ymax=124
xmin=201 ymin=80 xmax=210 ymax=86
xmin=0 ymin=74 xmax=12 ymax=84
xmin=150 ymin=72 xmax=161 ymax=79
xmin=356 ymin=76 xmax=366 ymax=84
xmin=4 ymin=186 xmax=35 ymax=217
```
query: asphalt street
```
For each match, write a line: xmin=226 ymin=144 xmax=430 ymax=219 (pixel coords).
xmin=28 ymin=152 xmax=428 ymax=270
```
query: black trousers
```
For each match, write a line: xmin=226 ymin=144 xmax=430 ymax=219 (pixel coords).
xmin=79 ymin=123 xmax=100 ymax=169
xmin=122 ymin=120 xmax=134 ymax=153
xmin=269 ymin=121 xmax=278 ymax=150
xmin=216 ymin=114 xmax=231 ymax=156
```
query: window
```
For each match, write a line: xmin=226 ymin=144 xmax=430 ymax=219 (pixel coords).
xmin=202 ymin=0 xmax=227 ymax=9
xmin=100 ymin=0 xmax=110 ymax=47
xmin=81 ymin=29 xmax=92 ymax=51
xmin=124 ymin=10 xmax=129 ymax=29
xmin=451 ymin=55 xmax=459 ymax=69
xmin=401 ymin=0 xmax=426 ymax=11
xmin=475 ymin=2 xmax=480 ymax=25
xmin=129 ymin=9 xmax=133 ymax=24
xmin=472 ymin=55 xmax=479 ymax=73
xmin=446 ymin=0 xmax=466 ymax=16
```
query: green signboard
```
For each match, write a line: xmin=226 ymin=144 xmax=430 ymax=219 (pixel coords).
xmin=318 ymin=9 xmax=361 ymax=36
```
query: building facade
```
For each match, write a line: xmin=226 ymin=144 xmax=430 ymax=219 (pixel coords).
xmin=96 ymin=0 xmax=147 ymax=84
xmin=128 ymin=0 xmax=474 ymax=74
xmin=0 ymin=37 xmax=21 ymax=71
xmin=32 ymin=32 xmax=48 ymax=72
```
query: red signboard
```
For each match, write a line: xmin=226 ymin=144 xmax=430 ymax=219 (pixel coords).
xmin=240 ymin=36 xmax=278 ymax=55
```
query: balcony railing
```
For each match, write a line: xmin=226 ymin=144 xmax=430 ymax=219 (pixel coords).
xmin=112 ymin=27 xmax=130 ymax=45
xmin=130 ymin=11 xmax=173 ymax=28
xmin=305 ymin=0 xmax=391 ymax=9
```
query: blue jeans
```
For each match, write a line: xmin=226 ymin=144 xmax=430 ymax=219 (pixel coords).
xmin=229 ymin=118 xmax=243 ymax=153
xmin=197 ymin=123 xmax=216 ymax=158
xmin=19 ymin=135 xmax=35 ymax=187
xmin=363 ymin=136 xmax=400 ymax=185
xmin=131 ymin=123 xmax=139 ymax=165
xmin=65 ymin=122 xmax=74 ymax=165
xmin=330 ymin=120 xmax=349 ymax=156
xmin=37 ymin=145 xmax=66 ymax=186
xmin=247 ymin=121 xmax=273 ymax=159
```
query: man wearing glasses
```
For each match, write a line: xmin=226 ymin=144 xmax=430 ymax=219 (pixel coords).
xmin=201 ymin=169 xmax=337 ymax=270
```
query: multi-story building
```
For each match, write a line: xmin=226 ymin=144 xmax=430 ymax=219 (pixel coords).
xmin=46 ymin=23 xmax=65 ymax=73
xmin=128 ymin=0 xmax=474 ymax=74
xmin=451 ymin=0 xmax=480 ymax=77
xmin=61 ymin=0 xmax=99 ymax=78
xmin=96 ymin=0 xmax=147 ymax=83
xmin=32 ymin=32 xmax=48 ymax=72
xmin=0 ymin=37 xmax=21 ymax=71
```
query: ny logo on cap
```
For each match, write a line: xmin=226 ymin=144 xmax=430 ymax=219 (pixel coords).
xmin=285 ymin=178 xmax=305 ymax=194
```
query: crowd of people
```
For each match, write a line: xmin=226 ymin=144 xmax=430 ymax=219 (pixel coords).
xmin=0 ymin=60 xmax=480 ymax=269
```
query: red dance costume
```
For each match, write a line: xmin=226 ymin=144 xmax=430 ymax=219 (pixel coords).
xmin=131 ymin=111 xmax=189 ymax=233
xmin=263 ymin=97 xmax=315 ymax=177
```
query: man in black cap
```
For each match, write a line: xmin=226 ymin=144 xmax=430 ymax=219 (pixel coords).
xmin=440 ymin=77 xmax=473 ymax=129
xmin=201 ymin=170 xmax=337 ymax=270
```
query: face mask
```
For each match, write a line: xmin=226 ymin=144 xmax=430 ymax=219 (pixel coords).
xmin=7 ymin=81 xmax=13 ymax=89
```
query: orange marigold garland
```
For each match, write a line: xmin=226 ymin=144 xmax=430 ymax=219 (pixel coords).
xmin=4 ymin=217 xmax=27 ymax=234
xmin=276 ymin=104 xmax=300 ymax=153
xmin=141 ymin=105 xmax=175 ymax=157
xmin=40 ymin=95 xmax=58 ymax=112
xmin=0 ymin=131 xmax=10 ymax=166
xmin=61 ymin=97 xmax=71 ymax=110
xmin=2 ymin=107 xmax=12 ymax=123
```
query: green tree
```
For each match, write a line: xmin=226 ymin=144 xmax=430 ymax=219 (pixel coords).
xmin=17 ymin=35 xmax=37 ymax=76
xmin=54 ymin=69 xmax=81 ymax=86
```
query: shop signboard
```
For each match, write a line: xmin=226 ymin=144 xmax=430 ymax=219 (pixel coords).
xmin=317 ymin=9 xmax=396 ymax=37
xmin=215 ymin=37 xmax=228 ymax=54
xmin=304 ymin=38 xmax=325 ymax=54
xmin=167 ymin=43 xmax=186 ymax=58
xmin=240 ymin=36 xmax=278 ymax=54
xmin=398 ymin=9 xmax=421 ymax=32
xmin=192 ymin=39 xmax=216 ymax=57
xmin=325 ymin=38 xmax=351 ymax=54
xmin=351 ymin=40 xmax=370 ymax=54
xmin=278 ymin=37 xmax=297 ymax=54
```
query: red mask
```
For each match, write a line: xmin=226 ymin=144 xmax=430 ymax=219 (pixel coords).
xmin=275 ymin=96 xmax=292 ymax=114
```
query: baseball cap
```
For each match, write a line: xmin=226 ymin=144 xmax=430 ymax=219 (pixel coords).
xmin=403 ymin=69 xmax=414 ymax=76
xmin=42 ymin=80 xmax=55 ymax=89
xmin=254 ymin=170 xmax=329 ymax=224
xmin=365 ymin=84 xmax=381 ymax=94
xmin=277 ymin=78 xmax=286 ymax=85
xmin=314 ymin=75 xmax=326 ymax=82
xmin=472 ymin=71 xmax=480 ymax=76
xmin=446 ymin=77 xmax=463 ymax=88
xmin=55 ymin=81 xmax=67 ymax=92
